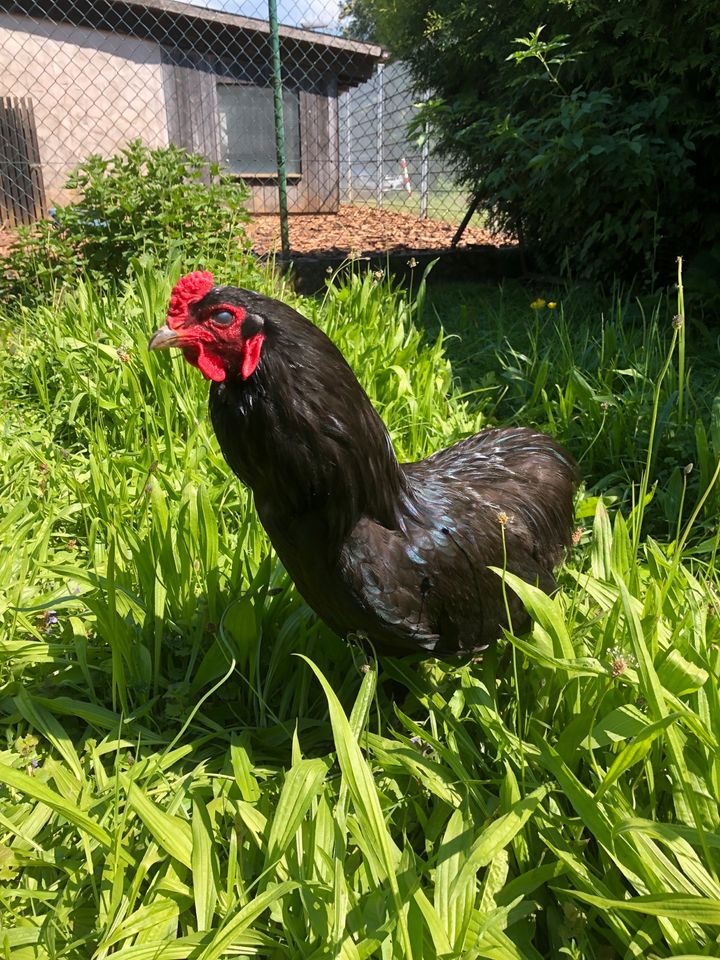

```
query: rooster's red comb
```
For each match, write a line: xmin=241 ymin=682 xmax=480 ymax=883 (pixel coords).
xmin=167 ymin=271 xmax=215 ymax=328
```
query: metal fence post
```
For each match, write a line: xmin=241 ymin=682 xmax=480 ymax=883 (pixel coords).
xmin=344 ymin=91 xmax=353 ymax=204
xmin=419 ymin=92 xmax=430 ymax=219
xmin=268 ymin=0 xmax=290 ymax=256
xmin=375 ymin=63 xmax=384 ymax=208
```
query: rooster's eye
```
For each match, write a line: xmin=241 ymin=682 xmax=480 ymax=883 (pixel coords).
xmin=212 ymin=309 xmax=235 ymax=325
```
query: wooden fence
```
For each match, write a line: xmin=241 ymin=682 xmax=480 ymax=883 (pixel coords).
xmin=0 ymin=96 xmax=46 ymax=226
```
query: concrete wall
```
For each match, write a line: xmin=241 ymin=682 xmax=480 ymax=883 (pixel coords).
xmin=0 ymin=14 xmax=167 ymax=205
xmin=0 ymin=14 xmax=342 ymax=214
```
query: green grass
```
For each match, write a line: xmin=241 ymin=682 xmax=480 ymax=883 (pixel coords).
xmin=424 ymin=277 xmax=720 ymax=541
xmin=2 ymin=256 xmax=720 ymax=958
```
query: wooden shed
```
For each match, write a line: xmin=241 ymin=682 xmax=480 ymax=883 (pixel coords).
xmin=0 ymin=0 xmax=385 ymax=218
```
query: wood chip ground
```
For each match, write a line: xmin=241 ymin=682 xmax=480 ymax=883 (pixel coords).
xmin=245 ymin=205 xmax=514 ymax=256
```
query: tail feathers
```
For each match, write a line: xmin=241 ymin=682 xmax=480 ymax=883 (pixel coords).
xmin=407 ymin=425 xmax=579 ymax=573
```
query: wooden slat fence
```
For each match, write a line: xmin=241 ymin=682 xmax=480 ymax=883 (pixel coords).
xmin=0 ymin=96 xmax=46 ymax=226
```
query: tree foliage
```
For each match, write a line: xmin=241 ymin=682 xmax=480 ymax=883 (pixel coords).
xmin=348 ymin=0 xmax=720 ymax=282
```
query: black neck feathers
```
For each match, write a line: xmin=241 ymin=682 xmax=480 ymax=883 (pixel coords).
xmin=209 ymin=301 xmax=410 ymax=550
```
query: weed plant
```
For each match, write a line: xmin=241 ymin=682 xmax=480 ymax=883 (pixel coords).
xmin=2 ymin=255 xmax=720 ymax=958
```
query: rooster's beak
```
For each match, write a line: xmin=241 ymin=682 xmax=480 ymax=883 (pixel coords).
xmin=148 ymin=325 xmax=182 ymax=351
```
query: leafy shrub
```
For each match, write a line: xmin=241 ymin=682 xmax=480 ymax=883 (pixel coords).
xmin=0 ymin=140 xmax=251 ymax=302
xmin=353 ymin=0 xmax=720 ymax=284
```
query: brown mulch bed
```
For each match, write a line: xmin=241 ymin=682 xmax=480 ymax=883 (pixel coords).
xmin=0 ymin=205 xmax=514 ymax=262
xmin=246 ymin=204 xmax=514 ymax=257
xmin=0 ymin=230 xmax=16 ymax=258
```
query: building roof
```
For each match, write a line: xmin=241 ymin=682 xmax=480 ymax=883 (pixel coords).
xmin=2 ymin=0 xmax=387 ymax=86
xmin=135 ymin=0 xmax=385 ymax=57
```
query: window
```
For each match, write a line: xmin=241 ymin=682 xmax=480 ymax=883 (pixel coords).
xmin=217 ymin=83 xmax=301 ymax=177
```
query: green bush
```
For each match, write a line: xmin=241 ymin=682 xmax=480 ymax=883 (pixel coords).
xmin=353 ymin=0 xmax=720 ymax=284
xmin=0 ymin=140 xmax=251 ymax=302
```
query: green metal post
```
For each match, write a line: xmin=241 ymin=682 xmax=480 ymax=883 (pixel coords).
xmin=268 ymin=0 xmax=290 ymax=257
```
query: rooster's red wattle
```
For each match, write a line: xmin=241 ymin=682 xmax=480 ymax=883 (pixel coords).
xmin=149 ymin=271 xmax=578 ymax=656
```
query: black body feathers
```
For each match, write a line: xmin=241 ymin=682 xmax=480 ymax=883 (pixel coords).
xmin=207 ymin=288 xmax=578 ymax=656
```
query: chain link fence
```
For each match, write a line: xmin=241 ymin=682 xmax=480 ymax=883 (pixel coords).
xmin=0 ymin=0 xmax=483 ymax=253
xmin=340 ymin=61 xmax=473 ymax=225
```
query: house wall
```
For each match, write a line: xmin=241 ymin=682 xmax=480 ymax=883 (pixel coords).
xmin=161 ymin=49 xmax=341 ymax=215
xmin=0 ymin=14 xmax=341 ymax=215
xmin=0 ymin=14 xmax=167 ymax=205
xmin=246 ymin=86 xmax=339 ymax=215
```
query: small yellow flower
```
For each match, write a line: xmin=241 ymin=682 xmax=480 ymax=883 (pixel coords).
xmin=530 ymin=298 xmax=546 ymax=310
xmin=547 ymin=301 xmax=557 ymax=309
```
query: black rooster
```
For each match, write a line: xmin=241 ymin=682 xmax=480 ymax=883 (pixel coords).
xmin=149 ymin=271 xmax=577 ymax=656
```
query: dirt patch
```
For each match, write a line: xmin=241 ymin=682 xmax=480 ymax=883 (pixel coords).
xmin=245 ymin=204 xmax=514 ymax=257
